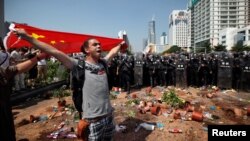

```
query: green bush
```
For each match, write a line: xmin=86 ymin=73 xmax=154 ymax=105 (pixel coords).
xmin=46 ymin=60 xmax=69 ymax=83
xmin=161 ymin=90 xmax=184 ymax=108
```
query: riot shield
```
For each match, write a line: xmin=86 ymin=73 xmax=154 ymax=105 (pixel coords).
xmin=241 ymin=60 xmax=250 ymax=92
xmin=134 ymin=60 xmax=143 ymax=88
xmin=217 ymin=59 xmax=232 ymax=89
xmin=175 ymin=60 xmax=187 ymax=88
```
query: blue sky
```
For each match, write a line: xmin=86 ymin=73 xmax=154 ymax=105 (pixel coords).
xmin=5 ymin=0 xmax=188 ymax=52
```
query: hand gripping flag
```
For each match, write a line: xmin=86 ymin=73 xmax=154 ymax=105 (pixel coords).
xmin=4 ymin=23 xmax=126 ymax=54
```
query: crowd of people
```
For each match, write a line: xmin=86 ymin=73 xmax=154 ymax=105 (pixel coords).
xmin=1 ymin=27 xmax=250 ymax=140
xmin=0 ymin=44 xmax=48 ymax=92
xmin=0 ymin=29 xmax=125 ymax=141
xmin=106 ymin=51 xmax=250 ymax=93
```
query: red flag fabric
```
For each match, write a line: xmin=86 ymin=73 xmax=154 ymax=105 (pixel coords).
xmin=4 ymin=23 xmax=125 ymax=54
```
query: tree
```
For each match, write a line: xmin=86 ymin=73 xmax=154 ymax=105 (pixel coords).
xmin=231 ymin=41 xmax=244 ymax=52
xmin=163 ymin=45 xmax=181 ymax=54
xmin=244 ymin=46 xmax=250 ymax=51
xmin=204 ymin=40 xmax=212 ymax=53
xmin=214 ymin=44 xmax=226 ymax=51
xmin=196 ymin=40 xmax=212 ymax=53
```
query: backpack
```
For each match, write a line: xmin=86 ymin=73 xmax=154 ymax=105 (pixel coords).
xmin=71 ymin=59 xmax=112 ymax=114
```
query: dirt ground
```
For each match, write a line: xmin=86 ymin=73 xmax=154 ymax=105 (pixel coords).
xmin=13 ymin=86 xmax=250 ymax=141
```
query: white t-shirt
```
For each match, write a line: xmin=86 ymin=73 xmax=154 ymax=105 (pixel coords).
xmin=37 ymin=59 xmax=47 ymax=66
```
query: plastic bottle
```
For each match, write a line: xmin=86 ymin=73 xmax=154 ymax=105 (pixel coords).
xmin=135 ymin=123 xmax=155 ymax=132
xmin=140 ymin=123 xmax=155 ymax=131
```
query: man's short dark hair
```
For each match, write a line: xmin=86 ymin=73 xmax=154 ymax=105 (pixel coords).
xmin=81 ymin=38 xmax=95 ymax=54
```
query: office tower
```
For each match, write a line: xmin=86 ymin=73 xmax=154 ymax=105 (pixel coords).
xmin=118 ymin=30 xmax=131 ymax=51
xmin=248 ymin=0 xmax=250 ymax=24
xmin=168 ymin=10 xmax=188 ymax=47
xmin=188 ymin=0 xmax=249 ymax=48
xmin=148 ymin=17 xmax=156 ymax=44
xmin=187 ymin=9 xmax=194 ymax=48
xmin=160 ymin=32 xmax=168 ymax=45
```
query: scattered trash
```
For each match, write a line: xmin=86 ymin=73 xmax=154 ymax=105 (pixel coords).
xmin=47 ymin=127 xmax=72 ymax=139
xmin=156 ymin=122 xmax=164 ymax=130
xmin=218 ymin=121 xmax=224 ymax=124
xmin=57 ymin=122 xmax=65 ymax=129
xmin=162 ymin=112 xmax=170 ymax=117
xmin=39 ymin=115 xmax=48 ymax=122
xmin=30 ymin=115 xmax=39 ymax=123
xmin=169 ymin=128 xmax=183 ymax=133
xmin=210 ymin=106 xmax=216 ymax=111
xmin=66 ymin=133 xmax=77 ymax=138
xmin=151 ymin=106 xmax=161 ymax=116
xmin=173 ymin=110 xmax=181 ymax=119
xmin=141 ymin=123 xmax=155 ymax=130
xmin=135 ymin=123 xmax=155 ymax=132
xmin=202 ymin=126 xmax=208 ymax=131
xmin=203 ymin=112 xmax=213 ymax=120
xmin=52 ymin=106 xmax=58 ymax=112
xmin=115 ymin=125 xmax=127 ymax=133
xmin=168 ymin=119 xmax=174 ymax=123
xmin=192 ymin=111 xmax=203 ymax=122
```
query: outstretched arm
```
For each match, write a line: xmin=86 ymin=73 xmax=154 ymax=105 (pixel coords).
xmin=16 ymin=52 xmax=46 ymax=73
xmin=104 ymin=41 xmax=125 ymax=62
xmin=14 ymin=29 xmax=75 ymax=69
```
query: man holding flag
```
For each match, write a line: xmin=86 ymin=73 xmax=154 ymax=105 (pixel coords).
xmin=14 ymin=28 xmax=125 ymax=141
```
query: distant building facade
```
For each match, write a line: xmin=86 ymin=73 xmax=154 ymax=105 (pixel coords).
xmin=118 ymin=30 xmax=131 ymax=52
xmin=188 ymin=0 xmax=249 ymax=48
xmin=160 ymin=32 xmax=168 ymax=45
xmin=168 ymin=10 xmax=188 ymax=48
xmin=219 ymin=26 xmax=250 ymax=50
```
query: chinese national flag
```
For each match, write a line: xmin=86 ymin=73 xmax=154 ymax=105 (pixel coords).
xmin=4 ymin=23 xmax=125 ymax=54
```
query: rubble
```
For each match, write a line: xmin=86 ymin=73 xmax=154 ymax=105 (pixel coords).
xmin=14 ymin=86 xmax=250 ymax=141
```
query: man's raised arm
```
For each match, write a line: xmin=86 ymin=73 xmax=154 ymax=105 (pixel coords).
xmin=14 ymin=28 xmax=75 ymax=69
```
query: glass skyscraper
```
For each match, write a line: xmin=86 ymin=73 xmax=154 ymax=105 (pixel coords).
xmin=148 ymin=19 xmax=156 ymax=44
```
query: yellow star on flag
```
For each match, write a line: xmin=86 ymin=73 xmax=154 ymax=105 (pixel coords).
xmin=60 ymin=40 xmax=65 ymax=43
xmin=32 ymin=33 xmax=45 ymax=39
xmin=50 ymin=41 xmax=56 ymax=44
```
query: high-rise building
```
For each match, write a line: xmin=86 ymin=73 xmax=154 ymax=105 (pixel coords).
xmin=188 ymin=0 xmax=249 ymax=48
xmin=0 ymin=0 xmax=4 ymax=39
xmin=187 ymin=9 xmax=194 ymax=48
xmin=168 ymin=10 xmax=188 ymax=47
xmin=148 ymin=17 xmax=156 ymax=44
xmin=118 ymin=30 xmax=131 ymax=52
xmin=248 ymin=0 xmax=250 ymax=24
xmin=160 ymin=32 xmax=168 ymax=45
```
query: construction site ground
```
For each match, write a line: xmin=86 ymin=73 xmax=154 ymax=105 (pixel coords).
xmin=13 ymin=86 xmax=250 ymax=141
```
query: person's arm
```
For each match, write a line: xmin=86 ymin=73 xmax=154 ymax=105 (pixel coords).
xmin=16 ymin=53 xmax=46 ymax=73
xmin=14 ymin=29 xmax=75 ymax=69
xmin=104 ymin=41 xmax=125 ymax=62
